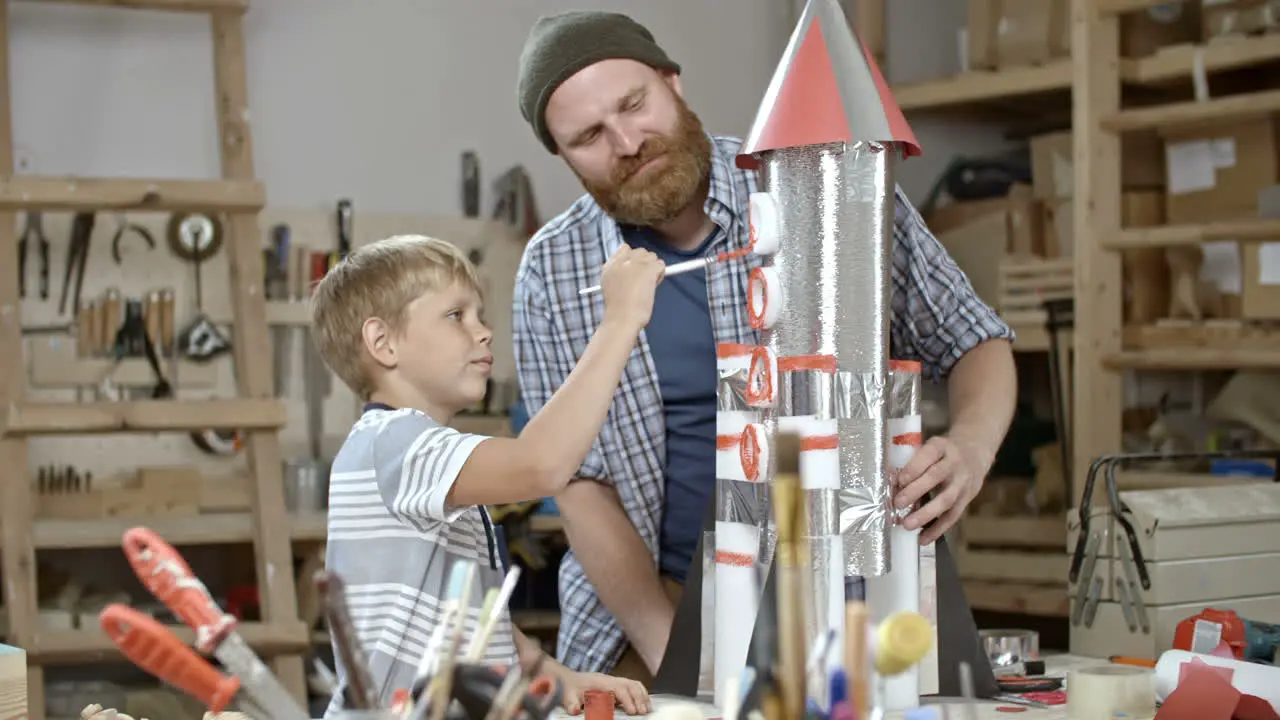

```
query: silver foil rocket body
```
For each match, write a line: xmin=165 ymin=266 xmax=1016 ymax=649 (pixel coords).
xmin=758 ymin=140 xmax=898 ymax=578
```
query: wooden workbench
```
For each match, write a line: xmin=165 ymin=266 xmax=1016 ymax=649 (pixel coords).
xmin=563 ymin=655 xmax=1106 ymax=719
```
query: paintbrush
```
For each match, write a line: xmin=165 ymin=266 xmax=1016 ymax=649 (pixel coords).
xmin=466 ymin=565 xmax=522 ymax=661
xmin=314 ymin=570 xmax=378 ymax=710
xmin=844 ymin=601 xmax=868 ymax=719
xmin=771 ymin=430 xmax=806 ymax=720
xmin=427 ymin=561 xmax=477 ymax=720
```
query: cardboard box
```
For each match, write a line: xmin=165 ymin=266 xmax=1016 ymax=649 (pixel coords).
xmin=926 ymin=184 xmax=1044 ymax=256
xmin=1162 ymin=116 xmax=1280 ymax=223
xmin=968 ymin=0 xmax=1069 ymax=70
xmin=1122 ymin=3 xmax=1201 ymax=57
xmin=1029 ymin=130 xmax=1166 ymax=201
xmin=1202 ymin=0 xmax=1280 ymax=41
xmin=1246 ymin=185 xmax=1280 ymax=319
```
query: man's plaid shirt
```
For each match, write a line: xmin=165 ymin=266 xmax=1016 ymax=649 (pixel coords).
xmin=511 ymin=135 xmax=1015 ymax=674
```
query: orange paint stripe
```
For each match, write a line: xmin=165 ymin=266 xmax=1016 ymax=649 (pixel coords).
xmin=890 ymin=359 xmax=922 ymax=373
xmin=778 ymin=354 xmax=837 ymax=373
xmin=715 ymin=550 xmax=756 ymax=567
xmin=717 ymin=342 xmax=754 ymax=359
xmin=716 ymin=434 xmax=740 ymax=450
xmin=800 ymin=435 xmax=838 ymax=451
xmin=717 ymin=247 xmax=751 ymax=262
xmin=893 ymin=432 xmax=923 ymax=446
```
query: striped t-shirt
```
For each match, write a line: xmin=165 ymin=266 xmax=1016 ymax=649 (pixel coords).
xmin=322 ymin=403 xmax=517 ymax=716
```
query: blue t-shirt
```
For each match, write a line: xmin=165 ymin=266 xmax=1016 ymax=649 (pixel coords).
xmin=623 ymin=226 xmax=719 ymax=584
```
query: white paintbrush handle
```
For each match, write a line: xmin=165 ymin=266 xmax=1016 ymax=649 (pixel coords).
xmin=577 ymin=256 xmax=708 ymax=296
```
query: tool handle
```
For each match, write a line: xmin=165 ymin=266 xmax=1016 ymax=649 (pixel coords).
xmin=100 ymin=603 xmax=241 ymax=712
xmin=122 ymin=527 xmax=236 ymax=653
xmin=336 ymin=199 xmax=353 ymax=256
xmin=576 ymin=256 xmax=691 ymax=296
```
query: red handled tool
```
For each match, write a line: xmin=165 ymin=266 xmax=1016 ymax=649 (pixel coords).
xmin=122 ymin=527 xmax=309 ymax=720
xmin=99 ymin=604 xmax=242 ymax=714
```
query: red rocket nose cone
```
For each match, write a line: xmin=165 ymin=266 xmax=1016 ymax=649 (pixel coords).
xmin=736 ymin=0 xmax=920 ymax=169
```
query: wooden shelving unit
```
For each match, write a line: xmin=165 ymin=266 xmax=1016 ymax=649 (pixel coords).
xmin=0 ymin=2 xmax=310 ymax=718
xmin=892 ymin=5 xmax=1280 ymax=620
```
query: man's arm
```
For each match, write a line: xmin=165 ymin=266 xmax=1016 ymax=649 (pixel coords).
xmin=511 ymin=258 xmax=673 ymax=673
xmin=555 ymin=479 xmax=674 ymax=673
xmin=886 ymin=186 xmax=1018 ymax=542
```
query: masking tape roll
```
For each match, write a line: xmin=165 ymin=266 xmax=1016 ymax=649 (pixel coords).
xmin=748 ymin=192 xmax=779 ymax=255
xmin=1065 ymin=665 xmax=1156 ymax=720
xmin=747 ymin=265 xmax=781 ymax=330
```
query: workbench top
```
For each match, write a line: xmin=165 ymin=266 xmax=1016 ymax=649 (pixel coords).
xmin=555 ymin=655 xmax=1107 ymax=719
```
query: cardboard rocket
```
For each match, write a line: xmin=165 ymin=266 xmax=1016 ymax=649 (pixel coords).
xmin=736 ymin=0 xmax=920 ymax=169
xmin=713 ymin=0 xmax=936 ymax=712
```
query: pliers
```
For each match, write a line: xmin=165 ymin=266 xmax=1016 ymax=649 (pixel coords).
xmin=17 ymin=211 xmax=50 ymax=299
xmin=111 ymin=212 xmax=156 ymax=264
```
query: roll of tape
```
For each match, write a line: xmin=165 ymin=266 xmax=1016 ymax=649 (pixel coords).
xmin=739 ymin=423 xmax=769 ymax=482
xmin=745 ymin=345 xmax=777 ymax=408
xmin=747 ymin=265 xmax=782 ymax=330
xmin=748 ymin=192 xmax=779 ymax=255
xmin=1066 ymin=665 xmax=1156 ymax=720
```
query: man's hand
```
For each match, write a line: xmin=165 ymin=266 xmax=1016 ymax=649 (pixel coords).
xmin=893 ymin=434 xmax=990 ymax=544
xmin=557 ymin=672 xmax=651 ymax=716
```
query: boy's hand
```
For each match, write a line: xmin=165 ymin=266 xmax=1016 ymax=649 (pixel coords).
xmin=558 ymin=671 xmax=651 ymax=716
xmin=600 ymin=245 xmax=665 ymax=333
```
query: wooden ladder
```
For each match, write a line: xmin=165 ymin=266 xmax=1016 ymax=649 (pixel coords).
xmin=0 ymin=2 xmax=309 ymax=718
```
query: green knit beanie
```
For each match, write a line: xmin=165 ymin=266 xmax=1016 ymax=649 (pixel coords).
xmin=517 ymin=11 xmax=681 ymax=153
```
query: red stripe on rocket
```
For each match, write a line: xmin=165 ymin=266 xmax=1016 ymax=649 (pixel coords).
xmin=735 ymin=0 xmax=921 ymax=170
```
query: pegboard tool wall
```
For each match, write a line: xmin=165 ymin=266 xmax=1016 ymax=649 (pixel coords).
xmin=17 ymin=207 xmax=527 ymax=479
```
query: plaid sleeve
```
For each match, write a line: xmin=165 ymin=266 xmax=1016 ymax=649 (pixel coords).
xmin=890 ymin=186 xmax=1014 ymax=383
xmin=511 ymin=255 xmax=608 ymax=481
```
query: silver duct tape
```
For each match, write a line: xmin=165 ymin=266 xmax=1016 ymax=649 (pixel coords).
xmin=778 ymin=368 xmax=835 ymax=418
xmin=804 ymin=488 xmax=840 ymax=537
xmin=758 ymin=141 xmax=894 ymax=372
xmin=756 ymin=142 xmax=896 ymax=578
xmin=839 ymin=415 xmax=891 ymax=577
xmin=887 ymin=365 xmax=922 ymax=418
xmin=699 ymin=529 xmax=716 ymax=698
xmin=716 ymin=476 xmax=770 ymax=526
xmin=803 ymin=533 xmax=845 ymax=655
xmin=835 ymin=371 xmax=886 ymax=421
xmin=718 ymin=367 xmax=752 ymax=411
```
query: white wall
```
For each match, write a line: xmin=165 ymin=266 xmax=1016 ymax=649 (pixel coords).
xmin=8 ymin=0 xmax=1004 ymax=216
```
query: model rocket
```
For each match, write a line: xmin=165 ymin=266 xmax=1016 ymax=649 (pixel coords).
xmin=710 ymin=0 xmax=936 ymax=712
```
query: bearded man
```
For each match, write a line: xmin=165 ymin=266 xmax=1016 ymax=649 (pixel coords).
xmin=510 ymin=10 xmax=1018 ymax=697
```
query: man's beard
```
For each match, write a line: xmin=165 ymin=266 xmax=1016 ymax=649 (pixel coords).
xmin=576 ymin=98 xmax=713 ymax=228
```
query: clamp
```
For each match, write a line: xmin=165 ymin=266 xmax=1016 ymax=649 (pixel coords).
xmin=111 ymin=214 xmax=157 ymax=264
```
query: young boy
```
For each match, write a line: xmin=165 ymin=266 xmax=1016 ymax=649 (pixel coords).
xmin=310 ymin=234 xmax=664 ymax=717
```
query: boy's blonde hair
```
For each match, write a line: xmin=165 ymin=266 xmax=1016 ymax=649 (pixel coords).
xmin=310 ymin=234 xmax=483 ymax=399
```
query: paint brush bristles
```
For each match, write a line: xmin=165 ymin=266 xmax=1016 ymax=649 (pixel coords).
xmin=771 ymin=431 xmax=806 ymax=720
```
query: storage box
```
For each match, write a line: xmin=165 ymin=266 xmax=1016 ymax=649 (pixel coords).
xmin=968 ymin=0 xmax=1069 ymax=70
xmin=1030 ymin=130 xmax=1166 ymax=201
xmin=1162 ymin=116 xmax=1280 ymax=224
xmin=1202 ymin=0 xmax=1280 ymax=41
xmin=927 ymin=184 xmax=1045 ymax=257
xmin=1122 ymin=3 xmax=1202 ymax=56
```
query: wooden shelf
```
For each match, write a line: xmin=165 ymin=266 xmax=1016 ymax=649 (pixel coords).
xmin=0 ymin=176 xmax=263 ymax=212
xmin=31 ymin=621 xmax=309 ymax=664
xmin=6 ymin=399 xmax=287 ymax=436
xmin=894 ymin=60 xmax=1072 ymax=112
xmin=962 ymin=579 xmax=1069 ymax=617
xmin=1103 ymin=348 xmax=1280 ymax=371
xmin=1104 ymin=88 xmax=1280 ymax=132
xmin=1105 ymin=218 xmax=1280 ymax=250
xmin=15 ymin=0 xmax=248 ymax=11
xmin=1123 ymin=322 xmax=1280 ymax=352
xmin=27 ymin=511 xmax=327 ymax=550
xmin=1123 ymin=35 xmax=1280 ymax=85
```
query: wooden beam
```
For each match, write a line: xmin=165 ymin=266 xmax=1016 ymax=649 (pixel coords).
xmin=1094 ymin=0 xmax=1177 ymax=14
xmin=1103 ymin=349 xmax=1280 ymax=370
xmin=1072 ymin=0 xmax=1125 ymax=515
xmin=212 ymin=9 xmax=308 ymax=702
xmin=14 ymin=0 xmax=247 ymax=12
xmin=29 ymin=511 xmax=328 ymax=549
xmin=31 ymin=622 xmax=310 ymax=664
xmin=1105 ymin=218 xmax=1280 ymax=250
xmin=5 ymin=399 xmax=286 ymax=435
xmin=1123 ymin=35 xmax=1280 ymax=85
xmin=0 ymin=176 xmax=265 ymax=212
xmin=0 ymin=1 xmax=44 ymax=716
xmin=895 ymin=60 xmax=1072 ymax=112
